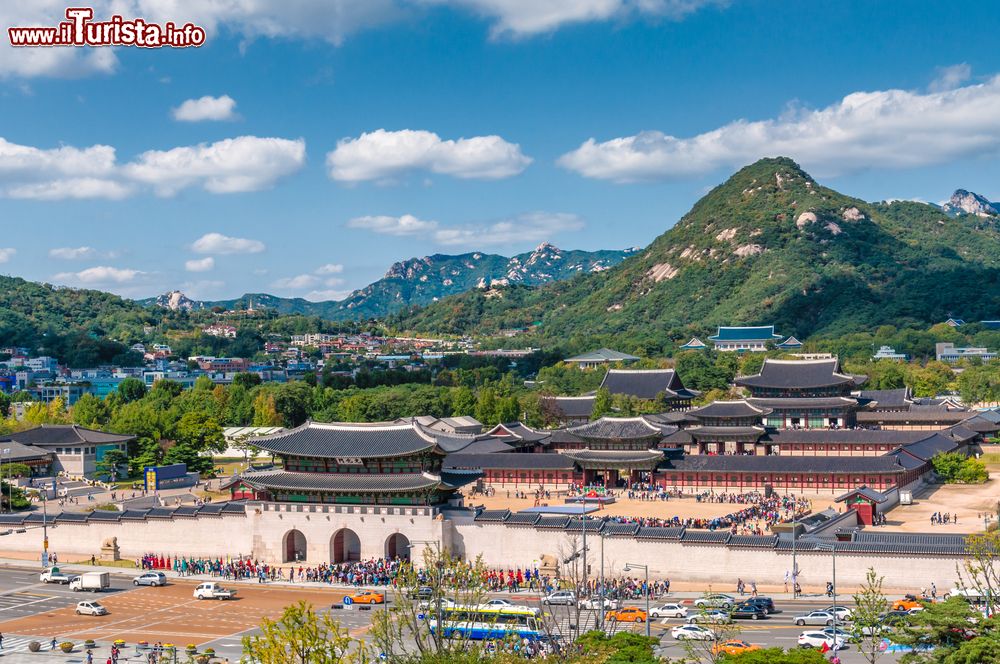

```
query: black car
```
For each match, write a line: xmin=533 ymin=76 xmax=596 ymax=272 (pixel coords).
xmin=730 ymin=603 xmax=768 ymax=620
xmin=743 ymin=597 xmax=777 ymax=614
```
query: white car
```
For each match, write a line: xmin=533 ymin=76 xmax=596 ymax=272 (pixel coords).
xmin=482 ymin=598 xmax=515 ymax=608
xmin=419 ymin=598 xmax=458 ymax=611
xmin=794 ymin=610 xmax=836 ymax=626
xmin=651 ymin=603 xmax=688 ymax=619
xmin=39 ymin=569 xmax=73 ymax=584
xmin=798 ymin=631 xmax=845 ymax=650
xmin=671 ymin=624 xmax=716 ymax=641
xmin=75 ymin=600 xmax=108 ymax=616
xmin=688 ymin=610 xmax=732 ymax=624
xmin=823 ymin=605 xmax=854 ymax=621
xmin=580 ymin=597 xmax=621 ymax=610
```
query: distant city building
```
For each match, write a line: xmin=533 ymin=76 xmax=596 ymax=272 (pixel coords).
xmin=678 ymin=337 xmax=707 ymax=350
xmin=936 ymin=342 xmax=998 ymax=363
xmin=944 ymin=318 xmax=965 ymax=327
xmin=982 ymin=320 xmax=1000 ymax=330
xmin=873 ymin=345 xmax=908 ymax=361
xmin=203 ymin=324 xmax=237 ymax=339
xmin=563 ymin=348 xmax=639 ymax=369
xmin=708 ymin=325 xmax=782 ymax=352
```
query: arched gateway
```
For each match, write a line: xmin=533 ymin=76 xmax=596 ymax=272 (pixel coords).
xmin=283 ymin=529 xmax=307 ymax=563
xmin=385 ymin=532 xmax=410 ymax=560
xmin=331 ymin=528 xmax=361 ymax=563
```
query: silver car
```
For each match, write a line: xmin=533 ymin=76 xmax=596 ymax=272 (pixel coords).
xmin=134 ymin=572 xmax=167 ymax=587
xmin=794 ymin=610 xmax=836 ymax=626
xmin=542 ymin=590 xmax=577 ymax=606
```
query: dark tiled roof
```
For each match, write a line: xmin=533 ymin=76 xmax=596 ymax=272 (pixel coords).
xmin=440 ymin=469 xmax=483 ymax=489
xmin=240 ymin=470 xmax=442 ymax=493
xmin=564 ymin=518 xmax=604 ymax=532
xmin=900 ymin=434 xmax=958 ymax=461
xmin=87 ymin=510 xmax=122 ymax=521
xmin=645 ymin=412 xmax=698 ymax=425
xmin=0 ymin=514 xmax=27 ymax=525
xmin=565 ymin=348 xmax=639 ymax=363
xmin=834 ymin=486 xmax=888 ymax=503
xmin=852 ymin=532 xmax=967 ymax=547
xmin=945 ymin=426 xmax=979 ymax=443
xmin=667 ymin=455 xmax=905 ymax=474
xmin=222 ymin=501 xmax=247 ymax=514
xmin=727 ymin=534 xmax=778 ymax=548
xmin=887 ymin=449 xmax=927 ymax=470
xmin=544 ymin=396 xmax=596 ymax=418
xmin=766 ymin=429 xmax=933 ymax=446
xmin=8 ymin=424 xmax=134 ymax=447
xmin=857 ymin=388 xmax=912 ymax=409
xmin=55 ymin=512 xmax=89 ymax=522
xmin=687 ymin=426 xmax=766 ymax=441
xmin=172 ymin=505 xmax=202 ymax=517
xmin=563 ymin=449 xmax=663 ymax=463
xmin=661 ymin=429 xmax=693 ymax=445
xmin=636 ymin=526 xmax=685 ymax=540
xmin=120 ymin=510 xmax=150 ymax=520
xmin=535 ymin=515 xmax=571 ymax=529
xmin=599 ymin=369 xmax=693 ymax=401
xmin=682 ymin=530 xmax=731 ymax=543
xmin=0 ymin=440 xmax=52 ymax=462
xmin=145 ymin=508 xmax=177 ymax=519
xmin=443 ymin=453 xmax=575 ymax=470
xmin=736 ymin=359 xmax=862 ymax=390
xmin=961 ymin=416 xmax=1000 ymax=434
xmin=602 ymin=522 xmax=641 ymax=536
xmin=23 ymin=513 xmax=48 ymax=523
xmin=689 ymin=401 xmax=770 ymax=419
xmin=547 ymin=429 xmax=586 ymax=445
xmin=506 ymin=512 xmax=542 ymax=526
xmin=747 ymin=397 xmax=858 ymax=409
xmin=857 ymin=411 xmax=972 ymax=424
xmin=474 ymin=509 xmax=511 ymax=523
xmin=252 ymin=421 xmax=438 ymax=459
xmin=567 ymin=417 xmax=663 ymax=440
xmin=197 ymin=504 xmax=225 ymax=515
xmin=487 ymin=422 xmax=550 ymax=443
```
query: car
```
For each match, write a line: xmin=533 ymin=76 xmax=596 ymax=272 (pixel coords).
xmin=744 ymin=596 xmax=777 ymax=614
xmin=730 ymin=603 xmax=768 ymax=620
xmin=411 ymin=586 xmax=434 ymax=600
xmin=75 ymin=600 xmax=108 ymax=616
xmin=694 ymin=593 xmax=735 ymax=609
xmin=650 ymin=603 xmax=688 ymax=619
xmin=482 ymin=598 xmax=516 ymax=608
xmin=671 ymin=624 xmax=716 ymax=641
xmin=345 ymin=590 xmax=385 ymax=605
xmin=892 ymin=595 xmax=929 ymax=612
xmin=39 ymin=568 xmax=73 ymax=584
xmin=605 ymin=607 xmax=648 ymax=623
xmin=134 ymin=572 xmax=167 ymax=587
xmin=418 ymin=598 xmax=457 ymax=611
xmin=712 ymin=640 xmax=762 ymax=656
xmin=798 ymin=631 xmax=845 ymax=650
xmin=580 ymin=596 xmax=622 ymax=610
xmin=542 ymin=590 xmax=577 ymax=606
xmin=823 ymin=605 xmax=854 ymax=621
xmin=794 ymin=610 xmax=836 ymax=626
xmin=821 ymin=627 xmax=855 ymax=643
xmin=687 ymin=610 xmax=732 ymax=624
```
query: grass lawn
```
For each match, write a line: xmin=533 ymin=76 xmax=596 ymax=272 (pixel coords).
xmin=69 ymin=559 xmax=136 ymax=568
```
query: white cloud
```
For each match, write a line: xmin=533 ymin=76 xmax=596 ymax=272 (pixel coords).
xmin=559 ymin=75 xmax=1000 ymax=181
xmin=0 ymin=248 xmax=15 ymax=263
xmin=125 ymin=136 xmax=306 ymax=195
xmin=272 ymin=274 xmax=321 ymax=289
xmin=435 ymin=0 xmax=721 ymax=37
xmin=52 ymin=266 xmax=144 ymax=285
xmin=49 ymin=246 xmax=97 ymax=260
xmin=172 ymin=95 xmax=238 ymax=122
xmin=327 ymin=129 xmax=531 ymax=182
xmin=433 ymin=211 xmax=584 ymax=246
xmin=6 ymin=177 xmax=132 ymax=200
xmin=0 ymin=135 xmax=302 ymax=199
xmin=315 ymin=263 xmax=345 ymax=275
xmin=192 ymin=232 xmax=266 ymax=255
xmin=347 ymin=214 xmax=439 ymax=236
xmin=930 ymin=63 xmax=971 ymax=92
xmin=185 ymin=256 xmax=216 ymax=272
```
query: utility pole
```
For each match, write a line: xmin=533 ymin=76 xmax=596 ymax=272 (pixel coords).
xmin=599 ymin=530 xmax=605 ymax=632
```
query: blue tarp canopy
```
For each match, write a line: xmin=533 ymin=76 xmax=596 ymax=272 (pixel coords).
xmin=519 ymin=505 xmax=600 ymax=515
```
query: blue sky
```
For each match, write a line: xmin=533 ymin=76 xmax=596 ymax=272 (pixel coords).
xmin=2 ymin=0 xmax=1000 ymax=301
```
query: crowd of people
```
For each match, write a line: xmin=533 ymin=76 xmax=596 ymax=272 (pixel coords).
xmin=931 ymin=512 xmax=958 ymax=525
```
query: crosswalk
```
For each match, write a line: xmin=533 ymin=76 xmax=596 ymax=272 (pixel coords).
xmin=0 ymin=634 xmax=59 ymax=654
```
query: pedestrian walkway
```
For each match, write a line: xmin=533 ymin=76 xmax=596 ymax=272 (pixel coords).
xmin=0 ymin=634 xmax=67 ymax=655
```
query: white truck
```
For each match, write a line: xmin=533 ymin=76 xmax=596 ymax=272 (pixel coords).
xmin=70 ymin=572 xmax=110 ymax=592
xmin=194 ymin=582 xmax=236 ymax=600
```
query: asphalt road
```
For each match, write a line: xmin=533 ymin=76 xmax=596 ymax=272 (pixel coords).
xmin=0 ymin=568 xmax=910 ymax=663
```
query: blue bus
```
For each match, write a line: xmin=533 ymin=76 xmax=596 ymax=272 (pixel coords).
xmin=428 ymin=606 xmax=545 ymax=641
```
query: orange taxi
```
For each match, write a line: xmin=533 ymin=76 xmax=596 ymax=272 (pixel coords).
xmin=605 ymin=606 xmax=648 ymax=623
xmin=891 ymin=594 xmax=931 ymax=612
xmin=344 ymin=590 xmax=385 ymax=605
xmin=711 ymin=640 xmax=762 ymax=656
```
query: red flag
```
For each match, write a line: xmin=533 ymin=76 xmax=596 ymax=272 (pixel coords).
xmin=820 ymin=641 xmax=830 ymax=653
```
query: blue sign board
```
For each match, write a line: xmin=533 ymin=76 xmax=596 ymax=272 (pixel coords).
xmin=342 ymin=596 xmax=353 ymax=606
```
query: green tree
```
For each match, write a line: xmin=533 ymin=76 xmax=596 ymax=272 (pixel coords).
xmin=95 ymin=448 xmax=128 ymax=481
xmin=474 ymin=387 xmax=498 ymax=425
xmin=931 ymin=453 xmax=988 ymax=484
xmin=242 ymin=601 xmax=363 ymax=664
xmin=71 ymin=393 xmax=108 ymax=427
xmin=590 ymin=387 xmax=613 ymax=420
xmin=852 ymin=567 xmax=890 ymax=664
xmin=117 ymin=377 xmax=147 ymax=403
xmin=494 ymin=395 xmax=520 ymax=424
xmin=253 ymin=392 xmax=283 ymax=426
xmin=164 ymin=411 xmax=224 ymax=474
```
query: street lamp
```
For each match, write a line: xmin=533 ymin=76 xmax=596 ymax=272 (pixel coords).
xmin=623 ymin=563 xmax=650 ymax=638
xmin=816 ymin=542 xmax=838 ymax=639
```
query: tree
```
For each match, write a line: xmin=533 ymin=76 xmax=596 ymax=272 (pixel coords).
xmin=494 ymin=395 xmax=520 ymax=424
xmin=851 ymin=567 xmax=890 ymax=664
xmin=71 ymin=393 xmax=108 ymax=427
xmin=117 ymin=377 xmax=147 ymax=403
xmin=891 ymin=597 xmax=981 ymax=662
xmin=959 ymin=531 xmax=1000 ymax=617
xmin=474 ymin=387 xmax=498 ymax=425
xmin=164 ymin=411 xmax=224 ymax=474
xmin=590 ymin=387 xmax=613 ymax=420
xmin=242 ymin=601 xmax=363 ymax=664
xmin=253 ymin=392 xmax=283 ymax=426
xmin=95 ymin=448 xmax=128 ymax=481
xmin=931 ymin=453 xmax=988 ymax=484
xmin=679 ymin=590 xmax=745 ymax=664
xmin=233 ymin=372 xmax=262 ymax=389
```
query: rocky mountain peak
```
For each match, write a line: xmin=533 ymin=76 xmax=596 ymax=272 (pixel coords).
xmin=943 ymin=189 xmax=999 ymax=218
xmin=154 ymin=290 xmax=198 ymax=311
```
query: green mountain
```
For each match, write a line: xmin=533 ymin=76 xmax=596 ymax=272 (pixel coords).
xmin=141 ymin=244 xmax=637 ymax=320
xmin=387 ymin=157 xmax=1000 ymax=346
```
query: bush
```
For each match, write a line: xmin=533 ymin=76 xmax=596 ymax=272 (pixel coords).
xmin=932 ymin=453 xmax=988 ymax=483
xmin=60 ymin=642 xmax=74 ymax=653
